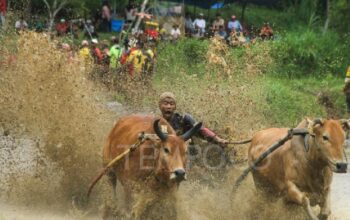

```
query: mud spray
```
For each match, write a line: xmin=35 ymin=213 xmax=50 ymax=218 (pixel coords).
xmin=0 ymin=32 xmax=309 ymax=219
xmin=0 ymin=31 xmax=118 ymax=218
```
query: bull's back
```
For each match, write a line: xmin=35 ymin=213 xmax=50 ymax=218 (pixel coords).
xmin=248 ymin=128 xmax=291 ymax=191
xmin=248 ymin=128 xmax=289 ymax=160
xmin=103 ymin=115 xmax=163 ymax=164
xmin=103 ymin=115 xmax=175 ymax=165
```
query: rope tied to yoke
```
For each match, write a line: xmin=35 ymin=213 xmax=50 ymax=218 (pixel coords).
xmin=87 ymin=132 xmax=149 ymax=200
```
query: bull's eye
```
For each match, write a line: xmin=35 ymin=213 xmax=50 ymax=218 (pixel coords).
xmin=163 ymin=147 xmax=170 ymax=154
xmin=323 ymin=135 xmax=329 ymax=141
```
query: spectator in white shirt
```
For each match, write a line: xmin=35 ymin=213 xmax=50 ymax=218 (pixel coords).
xmin=193 ymin=13 xmax=206 ymax=36
xmin=170 ymin=24 xmax=181 ymax=42
xmin=15 ymin=16 xmax=28 ymax=32
xmin=125 ymin=3 xmax=138 ymax=23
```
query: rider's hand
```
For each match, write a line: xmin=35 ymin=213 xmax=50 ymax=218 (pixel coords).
xmin=213 ymin=136 xmax=229 ymax=148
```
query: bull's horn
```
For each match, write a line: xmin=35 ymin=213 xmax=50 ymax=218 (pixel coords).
xmin=313 ymin=118 xmax=324 ymax=126
xmin=181 ymin=122 xmax=203 ymax=141
xmin=153 ymin=119 xmax=168 ymax=141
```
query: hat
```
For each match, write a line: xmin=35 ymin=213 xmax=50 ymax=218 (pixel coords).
xmin=60 ymin=18 xmax=65 ymax=23
xmin=91 ymin=38 xmax=98 ymax=44
xmin=61 ymin=43 xmax=70 ymax=50
xmin=159 ymin=92 xmax=176 ymax=103
xmin=199 ymin=13 xmax=204 ymax=17
xmin=87 ymin=19 xmax=92 ymax=24
xmin=81 ymin=40 xmax=89 ymax=46
xmin=231 ymin=15 xmax=236 ymax=19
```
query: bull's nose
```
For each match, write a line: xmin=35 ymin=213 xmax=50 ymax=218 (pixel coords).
xmin=174 ymin=169 xmax=186 ymax=180
xmin=335 ymin=163 xmax=348 ymax=173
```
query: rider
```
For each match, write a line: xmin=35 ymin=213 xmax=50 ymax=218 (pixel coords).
xmin=158 ymin=92 xmax=229 ymax=148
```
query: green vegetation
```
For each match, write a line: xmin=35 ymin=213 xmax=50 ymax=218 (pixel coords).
xmin=2 ymin=1 xmax=349 ymax=129
xmin=154 ymin=15 xmax=348 ymax=128
xmin=272 ymin=30 xmax=349 ymax=77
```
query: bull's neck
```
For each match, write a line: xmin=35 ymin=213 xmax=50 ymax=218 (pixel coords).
xmin=305 ymin=136 xmax=328 ymax=169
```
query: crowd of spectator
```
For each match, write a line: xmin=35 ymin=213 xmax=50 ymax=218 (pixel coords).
xmin=3 ymin=0 xmax=276 ymax=80
xmin=185 ymin=12 xmax=274 ymax=46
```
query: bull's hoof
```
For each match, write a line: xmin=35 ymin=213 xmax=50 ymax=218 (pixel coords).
xmin=317 ymin=213 xmax=329 ymax=220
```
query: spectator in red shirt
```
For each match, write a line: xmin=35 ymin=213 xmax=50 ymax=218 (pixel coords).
xmin=91 ymin=39 xmax=103 ymax=64
xmin=0 ymin=0 xmax=6 ymax=28
xmin=56 ymin=19 xmax=68 ymax=36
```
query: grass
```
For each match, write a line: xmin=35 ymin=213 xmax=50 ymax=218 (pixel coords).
xmin=153 ymin=36 xmax=348 ymax=130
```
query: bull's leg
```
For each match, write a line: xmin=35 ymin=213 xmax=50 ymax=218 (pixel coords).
xmin=285 ymin=181 xmax=318 ymax=220
xmin=131 ymin=192 xmax=155 ymax=220
xmin=319 ymin=168 xmax=332 ymax=220
xmin=106 ymin=170 xmax=117 ymax=199
xmin=318 ymin=187 xmax=331 ymax=220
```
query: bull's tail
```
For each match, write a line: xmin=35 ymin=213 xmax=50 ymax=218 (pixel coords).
xmin=87 ymin=168 xmax=108 ymax=201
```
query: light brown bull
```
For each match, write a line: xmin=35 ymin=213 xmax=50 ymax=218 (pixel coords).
xmin=248 ymin=119 xmax=348 ymax=220
xmin=89 ymin=114 xmax=201 ymax=219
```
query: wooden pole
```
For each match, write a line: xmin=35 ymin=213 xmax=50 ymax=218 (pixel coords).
xmin=134 ymin=0 xmax=148 ymax=31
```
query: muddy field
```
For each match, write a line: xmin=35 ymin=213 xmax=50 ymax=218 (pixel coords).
xmin=0 ymin=32 xmax=349 ymax=220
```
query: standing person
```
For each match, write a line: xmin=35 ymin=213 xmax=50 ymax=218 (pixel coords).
xmin=227 ymin=15 xmax=242 ymax=33
xmin=170 ymin=24 xmax=181 ymax=42
xmin=126 ymin=41 xmax=146 ymax=76
xmin=0 ymin=0 xmax=6 ymax=29
xmin=55 ymin=18 xmax=68 ymax=36
xmin=91 ymin=39 xmax=103 ymax=64
xmin=101 ymin=1 xmax=111 ymax=32
xmin=158 ymin=92 xmax=229 ymax=148
xmin=85 ymin=19 xmax=98 ymax=38
xmin=109 ymin=37 xmax=122 ymax=69
xmin=185 ymin=14 xmax=194 ymax=36
xmin=125 ymin=3 xmax=138 ymax=23
xmin=193 ymin=13 xmax=206 ymax=37
xmin=100 ymin=40 xmax=110 ymax=66
xmin=343 ymin=66 xmax=350 ymax=118
xmin=79 ymin=40 xmax=92 ymax=60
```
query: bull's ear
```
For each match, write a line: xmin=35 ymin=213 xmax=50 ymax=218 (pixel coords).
xmin=305 ymin=117 xmax=312 ymax=124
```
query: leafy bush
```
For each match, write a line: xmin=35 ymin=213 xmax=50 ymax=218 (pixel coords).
xmin=182 ymin=39 xmax=208 ymax=65
xmin=272 ymin=29 xmax=348 ymax=77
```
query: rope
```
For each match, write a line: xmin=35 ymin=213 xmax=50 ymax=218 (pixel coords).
xmin=87 ymin=132 xmax=147 ymax=200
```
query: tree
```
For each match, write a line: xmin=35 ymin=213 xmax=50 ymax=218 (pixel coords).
xmin=323 ymin=0 xmax=330 ymax=34
xmin=331 ymin=0 xmax=350 ymax=33
xmin=42 ymin=0 xmax=68 ymax=32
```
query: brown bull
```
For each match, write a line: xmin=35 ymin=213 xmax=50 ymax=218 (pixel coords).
xmin=89 ymin=114 xmax=201 ymax=219
xmin=248 ymin=119 xmax=348 ymax=220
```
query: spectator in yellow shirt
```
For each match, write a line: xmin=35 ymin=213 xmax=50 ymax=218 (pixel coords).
xmin=343 ymin=66 xmax=350 ymax=117
xmin=127 ymin=42 xmax=148 ymax=76
xmin=79 ymin=40 xmax=92 ymax=60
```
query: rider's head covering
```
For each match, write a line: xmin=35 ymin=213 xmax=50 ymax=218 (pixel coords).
xmin=159 ymin=92 xmax=176 ymax=103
